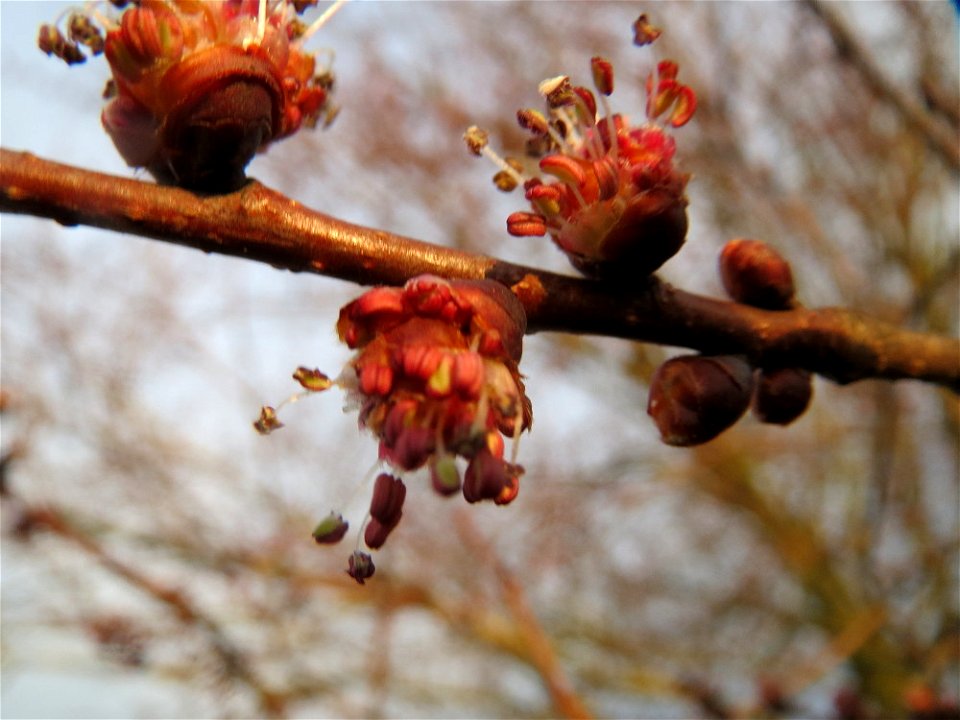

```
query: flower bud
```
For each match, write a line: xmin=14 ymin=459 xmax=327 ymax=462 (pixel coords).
xmin=752 ymin=367 xmax=813 ymax=425
xmin=719 ymin=239 xmax=796 ymax=309
xmin=647 ymin=355 xmax=754 ymax=446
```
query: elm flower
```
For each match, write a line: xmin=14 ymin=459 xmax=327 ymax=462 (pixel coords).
xmin=38 ymin=0 xmax=343 ymax=191
xmin=255 ymin=275 xmax=532 ymax=583
xmin=465 ymin=14 xmax=697 ymax=279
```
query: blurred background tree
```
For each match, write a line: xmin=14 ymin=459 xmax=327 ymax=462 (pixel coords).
xmin=1 ymin=2 xmax=957 ymax=718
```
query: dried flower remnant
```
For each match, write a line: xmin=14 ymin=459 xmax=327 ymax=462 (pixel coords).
xmin=254 ymin=275 xmax=532 ymax=584
xmin=466 ymin=14 xmax=697 ymax=279
xmin=38 ymin=0 xmax=343 ymax=192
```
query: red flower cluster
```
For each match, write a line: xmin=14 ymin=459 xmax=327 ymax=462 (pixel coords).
xmin=465 ymin=14 xmax=697 ymax=279
xmin=336 ymin=275 xmax=531 ymax=506
xmin=39 ymin=0 xmax=339 ymax=191
xmin=263 ymin=275 xmax=532 ymax=584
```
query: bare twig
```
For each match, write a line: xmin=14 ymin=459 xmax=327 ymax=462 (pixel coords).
xmin=7 ymin=499 xmax=288 ymax=718
xmin=454 ymin=510 xmax=593 ymax=720
xmin=803 ymin=0 xmax=960 ymax=172
xmin=2 ymin=149 xmax=958 ymax=391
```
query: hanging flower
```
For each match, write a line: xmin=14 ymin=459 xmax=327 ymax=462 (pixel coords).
xmin=465 ymin=14 xmax=697 ymax=279
xmin=336 ymin=275 xmax=531 ymax=503
xmin=255 ymin=275 xmax=532 ymax=584
xmin=39 ymin=0 xmax=342 ymax=191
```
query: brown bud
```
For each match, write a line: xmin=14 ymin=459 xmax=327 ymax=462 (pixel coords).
xmin=719 ymin=238 xmax=795 ymax=309
xmin=751 ymin=367 xmax=813 ymax=425
xmin=647 ymin=355 xmax=754 ymax=446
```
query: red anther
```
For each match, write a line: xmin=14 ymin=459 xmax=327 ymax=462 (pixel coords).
xmin=369 ymin=473 xmax=406 ymax=526
xmin=359 ymin=362 xmax=393 ymax=396
xmin=507 ymin=211 xmax=548 ymax=237
xmin=539 ymin=153 xmax=588 ymax=189
xmin=590 ymin=56 xmax=615 ymax=96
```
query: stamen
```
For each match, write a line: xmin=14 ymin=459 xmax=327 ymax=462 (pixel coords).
xmin=88 ymin=4 xmax=119 ymax=33
xmin=544 ymin=115 xmax=573 ymax=155
xmin=509 ymin=404 xmax=522 ymax=465
xmin=296 ymin=0 xmax=348 ymax=46
xmin=257 ymin=0 xmax=267 ymax=44
xmin=343 ymin=458 xmax=384 ymax=523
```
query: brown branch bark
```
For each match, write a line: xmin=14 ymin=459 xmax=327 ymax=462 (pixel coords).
xmin=2 ymin=148 xmax=958 ymax=392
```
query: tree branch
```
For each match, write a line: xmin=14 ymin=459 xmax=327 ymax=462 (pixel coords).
xmin=803 ymin=0 xmax=960 ymax=173
xmin=2 ymin=148 xmax=958 ymax=392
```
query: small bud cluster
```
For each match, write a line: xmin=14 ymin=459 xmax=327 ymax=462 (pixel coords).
xmin=38 ymin=0 xmax=342 ymax=192
xmin=465 ymin=14 xmax=696 ymax=279
xmin=719 ymin=238 xmax=813 ymax=427
xmin=647 ymin=240 xmax=813 ymax=446
xmin=256 ymin=275 xmax=531 ymax=584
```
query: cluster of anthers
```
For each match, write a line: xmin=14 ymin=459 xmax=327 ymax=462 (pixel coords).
xmin=38 ymin=0 xmax=343 ymax=191
xmin=464 ymin=14 xmax=697 ymax=279
xmin=255 ymin=275 xmax=532 ymax=584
